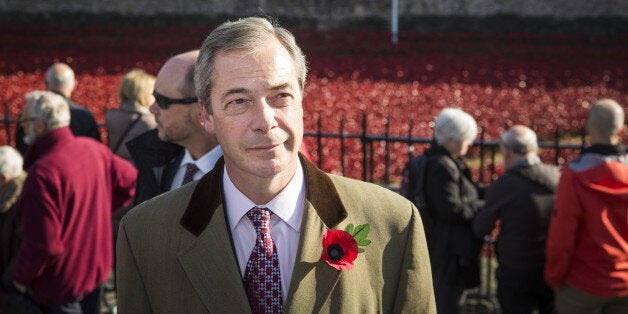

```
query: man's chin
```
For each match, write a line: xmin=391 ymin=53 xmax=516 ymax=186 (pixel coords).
xmin=23 ymin=135 xmax=36 ymax=146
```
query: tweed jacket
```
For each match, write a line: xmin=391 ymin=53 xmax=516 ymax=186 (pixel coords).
xmin=117 ymin=155 xmax=436 ymax=313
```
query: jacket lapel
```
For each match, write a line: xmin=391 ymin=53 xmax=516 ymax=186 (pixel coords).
xmin=284 ymin=155 xmax=348 ymax=311
xmin=177 ymin=157 xmax=249 ymax=312
xmin=177 ymin=204 xmax=250 ymax=312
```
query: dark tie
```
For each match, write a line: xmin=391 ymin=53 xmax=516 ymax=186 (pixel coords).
xmin=244 ymin=207 xmax=283 ymax=314
xmin=181 ymin=163 xmax=199 ymax=185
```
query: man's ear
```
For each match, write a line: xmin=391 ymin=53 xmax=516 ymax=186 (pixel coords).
xmin=618 ymin=125 xmax=626 ymax=139
xmin=199 ymin=101 xmax=215 ymax=134
xmin=1 ymin=173 xmax=9 ymax=186
xmin=35 ymin=120 xmax=47 ymax=135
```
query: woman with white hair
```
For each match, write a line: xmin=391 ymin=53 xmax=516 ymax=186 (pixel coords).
xmin=423 ymin=108 xmax=485 ymax=314
xmin=0 ymin=145 xmax=26 ymax=311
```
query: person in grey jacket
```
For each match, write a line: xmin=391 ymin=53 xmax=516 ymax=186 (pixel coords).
xmin=474 ymin=125 xmax=560 ymax=314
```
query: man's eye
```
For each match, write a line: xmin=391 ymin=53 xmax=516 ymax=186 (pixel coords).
xmin=224 ymin=98 xmax=250 ymax=115
xmin=270 ymin=93 xmax=292 ymax=105
xmin=229 ymin=98 xmax=248 ymax=105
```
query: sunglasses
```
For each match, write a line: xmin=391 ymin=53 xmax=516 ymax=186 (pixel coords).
xmin=153 ymin=91 xmax=198 ymax=110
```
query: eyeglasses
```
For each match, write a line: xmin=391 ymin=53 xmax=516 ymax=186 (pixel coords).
xmin=19 ymin=117 xmax=43 ymax=124
xmin=153 ymin=91 xmax=198 ymax=110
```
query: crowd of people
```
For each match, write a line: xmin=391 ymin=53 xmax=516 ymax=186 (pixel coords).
xmin=0 ymin=15 xmax=626 ymax=314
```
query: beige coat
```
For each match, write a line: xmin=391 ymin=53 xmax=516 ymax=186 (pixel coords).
xmin=116 ymin=156 xmax=436 ymax=313
xmin=105 ymin=101 xmax=156 ymax=165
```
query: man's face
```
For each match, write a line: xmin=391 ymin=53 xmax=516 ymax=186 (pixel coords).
xmin=149 ymin=76 xmax=202 ymax=146
xmin=204 ymin=39 xmax=304 ymax=185
xmin=21 ymin=107 xmax=44 ymax=146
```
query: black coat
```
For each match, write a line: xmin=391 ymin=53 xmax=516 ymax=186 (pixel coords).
xmin=423 ymin=144 xmax=484 ymax=293
xmin=126 ymin=129 xmax=184 ymax=206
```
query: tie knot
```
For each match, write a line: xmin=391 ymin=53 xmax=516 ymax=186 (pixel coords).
xmin=247 ymin=207 xmax=271 ymax=234
xmin=182 ymin=163 xmax=200 ymax=184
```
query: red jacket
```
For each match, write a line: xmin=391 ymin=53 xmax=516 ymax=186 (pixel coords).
xmin=12 ymin=127 xmax=137 ymax=305
xmin=545 ymin=148 xmax=628 ymax=297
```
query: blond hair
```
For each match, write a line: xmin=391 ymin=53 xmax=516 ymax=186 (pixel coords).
xmin=118 ymin=69 xmax=156 ymax=108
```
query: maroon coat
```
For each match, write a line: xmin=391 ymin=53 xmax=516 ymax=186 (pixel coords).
xmin=12 ymin=127 xmax=137 ymax=305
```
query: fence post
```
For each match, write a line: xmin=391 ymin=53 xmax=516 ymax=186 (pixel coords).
xmin=384 ymin=117 xmax=390 ymax=185
xmin=554 ymin=127 xmax=560 ymax=165
xmin=580 ymin=127 xmax=586 ymax=149
xmin=490 ymin=145 xmax=496 ymax=184
xmin=407 ymin=117 xmax=414 ymax=160
xmin=340 ymin=115 xmax=345 ymax=176
xmin=317 ymin=112 xmax=323 ymax=168
xmin=479 ymin=128 xmax=485 ymax=184
xmin=362 ymin=111 xmax=368 ymax=181
xmin=4 ymin=102 xmax=11 ymax=146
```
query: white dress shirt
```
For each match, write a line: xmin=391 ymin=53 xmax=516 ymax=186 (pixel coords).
xmin=169 ymin=146 xmax=223 ymax=190
xmin=224 ymin=160 xmax=305 ymax=302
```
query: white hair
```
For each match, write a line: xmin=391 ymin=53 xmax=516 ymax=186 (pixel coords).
xmin=0 ymin=146 xmax=23 ymax=179
xmin=433 ymin=108 xmax=478 ymax=144
xmin=24 ymin=90 xmax=71 ymax=130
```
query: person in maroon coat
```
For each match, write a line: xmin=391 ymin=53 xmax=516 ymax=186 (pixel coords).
xmin=11 ymin=90 xmax=137 ymax=313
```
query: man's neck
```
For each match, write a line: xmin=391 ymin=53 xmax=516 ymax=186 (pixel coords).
xmin=226 ymin=161 xmax=298 ymax=205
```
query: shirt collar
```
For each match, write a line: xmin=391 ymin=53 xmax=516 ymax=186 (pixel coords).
xmin=508 ymin=154 xmax=541 ymax=170
xmin=225 ymin=159 xmax=305 ymax=233
xmin=180 ymin=146 xmax=223 ymax=174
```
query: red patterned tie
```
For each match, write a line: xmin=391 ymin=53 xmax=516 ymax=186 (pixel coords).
xmin=181 ymin=163 xmax=199 ymax=185
xmin=244 ymin=207 xmax=283 ymax=313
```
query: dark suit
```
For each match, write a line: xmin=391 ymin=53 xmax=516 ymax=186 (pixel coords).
xmin=117 ymin=156 xmax=436 ymax=313
xmin=126 ymin=129 xmax=184 ymax=206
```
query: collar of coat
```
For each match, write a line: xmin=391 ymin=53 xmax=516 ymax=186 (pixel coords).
xmin=180 ymin=153 xmax=348 ymax=236
xmin=23 ymin=126 xmax=73 ymax=170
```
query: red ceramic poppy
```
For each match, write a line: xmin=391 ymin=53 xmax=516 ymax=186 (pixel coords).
xmin=321 ymin=229 xmax=359 ymax=270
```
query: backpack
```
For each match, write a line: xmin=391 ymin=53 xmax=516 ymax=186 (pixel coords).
xmin=400 ymin=154 xmax=428 ymax=210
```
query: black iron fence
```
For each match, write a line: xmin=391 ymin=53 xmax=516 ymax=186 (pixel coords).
xmin=1 ymin=107 xmax=586 ymax=187
xmin=304 ymin=112 xmax=585 ymax=188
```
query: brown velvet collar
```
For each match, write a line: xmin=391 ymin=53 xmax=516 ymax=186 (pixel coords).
xmin=180 ymin=154 xmax=348 ymax=237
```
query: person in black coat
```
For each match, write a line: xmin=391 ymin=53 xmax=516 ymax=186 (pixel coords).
xmin=15 ymin=63 xmax=100 ymax=154
xmin=125 ymin=50 xmax=221 ymax=207
xmin=423 ymin=108 xmax=484 ymax=314
xmin=474 ymin=125 xmax=559 ymax=314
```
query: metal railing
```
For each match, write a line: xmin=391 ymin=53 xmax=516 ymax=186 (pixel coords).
xmin=1 ymin=107 xmax=586 ymax=186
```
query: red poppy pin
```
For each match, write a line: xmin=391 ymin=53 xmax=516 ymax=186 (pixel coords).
xmin=321 ymin=223 xmax=371 ymax=270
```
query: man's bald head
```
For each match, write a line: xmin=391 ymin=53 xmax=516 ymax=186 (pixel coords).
xmin=587 ymin=99 xmax=625 ymax=145
xmin=500 ymin=125 xmax=538 ymax=156
xmin=157 ymin=50 xmax=199 ymax=98
xmin=45 ymin=63 xmax=76 ymax=98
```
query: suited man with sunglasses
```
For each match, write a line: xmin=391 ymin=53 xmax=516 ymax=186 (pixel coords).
xmin=126 ymin=50 xmax=222 ymax=206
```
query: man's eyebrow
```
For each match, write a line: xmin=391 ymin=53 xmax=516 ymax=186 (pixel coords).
xmin=270 ymin=83 xmax=291 ymax=91
xmin=221 ymin=88 xmax=249 ymax=102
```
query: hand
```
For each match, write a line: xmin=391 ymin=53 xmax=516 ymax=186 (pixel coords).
xmin=13 ymin=280 xmax=27 ymax=294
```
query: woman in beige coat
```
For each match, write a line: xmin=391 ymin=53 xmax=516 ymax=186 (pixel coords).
xmin=106 ymin=69 xmax=156 ymax=166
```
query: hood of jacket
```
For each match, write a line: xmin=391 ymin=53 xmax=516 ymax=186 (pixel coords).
xmin=568 ymin=152 xmax=628 ymax=204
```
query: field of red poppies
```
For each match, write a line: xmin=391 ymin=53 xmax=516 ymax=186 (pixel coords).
xmin=1 ymin=24 xmax=626 ymax=182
